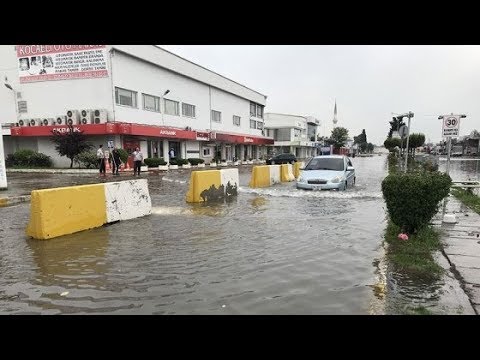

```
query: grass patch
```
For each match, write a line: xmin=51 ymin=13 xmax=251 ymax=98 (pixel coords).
xmin=451 ymin=188 xmax=480 ymax=215
xmin=384 ymin=221 xmax=443 ymax=278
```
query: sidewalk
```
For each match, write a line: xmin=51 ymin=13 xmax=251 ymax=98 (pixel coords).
xmin=432 ymin=195 xmax=480 ymax=314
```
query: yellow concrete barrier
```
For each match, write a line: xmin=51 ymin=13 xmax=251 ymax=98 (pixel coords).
xmin=249 ymin=165 xmax=281 ymax=188
xmin=26 ymin=179 xmax=151 ymax=240
xmin=280 ymin=164 xmax=295 ymax=182
xmin=186 ymin=168 xmax=239 ymax=203
xmin=27 ymin=184 xmax=107 ymax=240
xmin=294 ymin=162 xmax=303 ymax=179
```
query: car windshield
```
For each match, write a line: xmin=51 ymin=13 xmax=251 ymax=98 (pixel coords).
xmin=304 ymin=158 xmax=344 ymax=171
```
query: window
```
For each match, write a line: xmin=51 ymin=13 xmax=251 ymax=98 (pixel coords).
xmin=250 ymin=102 xmax=256 ymax=117
xmin=143 ymin=94 xmax=160 ymax=112
xmin=115 ymin=87 xmax=137 ymax=107
xmin=164 ymin=99 xmax=179 ymax=115
xmin=250 ymin=119 xmax=256 ymax=129
xmin=233 ymin=115 xmax=241 ymax=126
xmin=256 ymin=104 xmax=263 ymax=118
xmin=276 ymin=128 xmax=291 ymax=141
xmin=203 ymin=147 xmax=211 ymax=156
xmin=256 ymin=121 xmax=263 ymax=130
xmin=182 ymin=103 xmax=196 ymax=118
xmin=211 ymin=110 xmax=221 ymax=123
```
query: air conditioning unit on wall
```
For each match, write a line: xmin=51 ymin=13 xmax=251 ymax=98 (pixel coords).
xmin=92 ymin=109 xmax=108 ymax=124
xmin=55 ymin=115 xmax=66 ymax=125
xmin=79 ymin=109 xmax=92 ymax=124
xmin=66 ymin=110 xmax=79 ymax=125
xmin=28 ymin=118 xmax=40 ymax=126
xmin=40 ymin=118 xmax=53 ymax=126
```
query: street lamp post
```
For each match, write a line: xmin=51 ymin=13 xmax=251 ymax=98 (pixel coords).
xmin=161 ymin=89 xmax=170 ymax=126
xmin=1 ymin=82 xmax=17 ymax=190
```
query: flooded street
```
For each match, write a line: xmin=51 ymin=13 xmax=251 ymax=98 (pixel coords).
xmin=1 ymin=155 xmax=479 ymax=314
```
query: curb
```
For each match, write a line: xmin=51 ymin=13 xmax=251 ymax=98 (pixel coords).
xmin=0 ymin=195 xmax=31 ymax=207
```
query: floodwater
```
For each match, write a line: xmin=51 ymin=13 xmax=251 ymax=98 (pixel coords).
xmin=0 ymin=156 xmax=477 ymax=314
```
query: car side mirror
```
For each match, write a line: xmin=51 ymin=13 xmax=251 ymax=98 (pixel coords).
xmin=300 ymin=167 xmax=305 ymax=171
xmin=346 ymin=166 xmax=354 ymax=171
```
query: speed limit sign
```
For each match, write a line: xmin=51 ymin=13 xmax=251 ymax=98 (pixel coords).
xmin=442 ymin=115 xmax=460 ymax=137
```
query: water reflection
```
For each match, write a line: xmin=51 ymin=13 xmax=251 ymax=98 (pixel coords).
xmin=27 ymin=227 xmax=110 ymax=289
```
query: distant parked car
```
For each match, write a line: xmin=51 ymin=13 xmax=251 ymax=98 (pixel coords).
xmin=296 ymin=155 xmax=355 ymax=191
xmin=265 ymin=153 xmax=297 ymax=165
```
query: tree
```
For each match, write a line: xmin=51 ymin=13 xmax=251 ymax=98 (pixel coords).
xmin=354 ymin=129 xmax=367 ymax=144
xmin=50 ymin=125 xmax=93 ymax=168
xmin=407 ymin=133 xmax=426 ymax=154
xmin=330 ymin=127 xmax=349 ymax=149
xmin=388 ymin=116 xmax=406 ymax=138
xmin=384 ymin=137 xmax=401 ymax=152
xmin=367 ymin=143 xmax=375 ymax=153
xmin=360 ymin=142 xmax=368 ymax=153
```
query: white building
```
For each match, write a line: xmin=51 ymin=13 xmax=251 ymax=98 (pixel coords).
xmin=0 ymin=45 xmax=273 ymax=167
xmin=264 ymin=113 xmax=320 ymax=159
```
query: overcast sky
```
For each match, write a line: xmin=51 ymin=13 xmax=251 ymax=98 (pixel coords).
xmin=160 ymin=45 xmax=480 ymax=145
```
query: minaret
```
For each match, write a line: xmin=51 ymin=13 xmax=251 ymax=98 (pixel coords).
xmin=333 ymin=99 xmax=338 ymax=127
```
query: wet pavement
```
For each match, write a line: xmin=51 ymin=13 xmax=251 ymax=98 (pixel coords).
xmin=0 ymin=156 xmax=479 ymax=314
xmin=431 ymin=195 xmax=480 ymax=314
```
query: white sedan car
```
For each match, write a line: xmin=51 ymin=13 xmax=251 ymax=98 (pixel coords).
xmin=296 ymin=155 xmax=355 ymax=191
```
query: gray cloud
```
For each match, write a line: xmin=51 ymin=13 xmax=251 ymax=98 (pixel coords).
xmin=160 ymin=45 xmax=480 ymax=145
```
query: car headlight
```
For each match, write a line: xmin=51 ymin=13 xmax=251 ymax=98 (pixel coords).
xmin=297 ymin=176 xmax=305 ymax=183
xmin=330 ymin=176 xmax=342 ymax=183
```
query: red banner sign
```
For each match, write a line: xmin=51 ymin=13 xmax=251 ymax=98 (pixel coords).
xmin=17 ymin=45 xmax=109 ymax=83
xmin=215 ymin=132 xmax=274 ymax=145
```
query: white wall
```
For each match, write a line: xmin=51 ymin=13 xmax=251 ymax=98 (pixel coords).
xmin=264 ymin=113 xmax=307 ymax=129
xmin=0 ymin=46 xmax=21 ymax=125
xmin=113 ymin=45 xmax=267 ymax=105
xmin=37 ymin=135 xmax=111 ymax=168
xmin=112 ymin=51 xmax=264 ymax=136
xmin=112 ymin=51 xmax=211 ymax=131
xmin=210 ymin=86 xmax=263 ymax=136
xmin=186 ymin=141 xmax=200 ymax=159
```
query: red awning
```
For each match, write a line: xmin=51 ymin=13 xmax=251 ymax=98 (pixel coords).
xmin=9 ymin=122 xmax=274 ymax=144
xmin=10 ymin=122 xmax=198 ymax=140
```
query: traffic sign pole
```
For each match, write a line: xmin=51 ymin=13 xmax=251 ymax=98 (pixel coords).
xmin=446 ymin=137 xmax=452 ymax=175
xmin=403 ymin=112 xmax=413 ymax=173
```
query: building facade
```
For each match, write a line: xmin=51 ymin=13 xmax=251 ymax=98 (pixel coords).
xmin=263 ymin=113 xmax=320 ymax=159
xmin=0 ymin=45 xmax=273 ymax=167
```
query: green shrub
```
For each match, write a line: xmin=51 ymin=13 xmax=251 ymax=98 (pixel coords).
xmin=144 ymin=158 xmax=165 ymax=167
xmin=382 ymin=171 xmax=451 ymax=233
xmin=6 ymin=149 xmax=52 ymax=168
xmin=387 ymin=153 xmax=399 ymax=173
xmin=384 ymin=138 xmax=401 ymax=152
xmin=30 ymin=153 xmax=53 ymax=167
xmin=176 ymin=158 xmax=189 ymax=166
xmin=75 ymin=151 xmax=98 ymax=169
xmin=13 ymin=149 xmax=36 ymax=166
xmin=116 ymin=148 xmax=129 ymax=163
xmin=187 ymin=158 xmax=205 ymax=165
xmin=5 ymin=154 xmax=16 ymax=167
xmin=169 ymin=158 xmax=178 ymax=165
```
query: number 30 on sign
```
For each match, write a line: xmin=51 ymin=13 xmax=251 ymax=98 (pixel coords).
xmin=442 ymin=115 xmax=460 ymax=137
